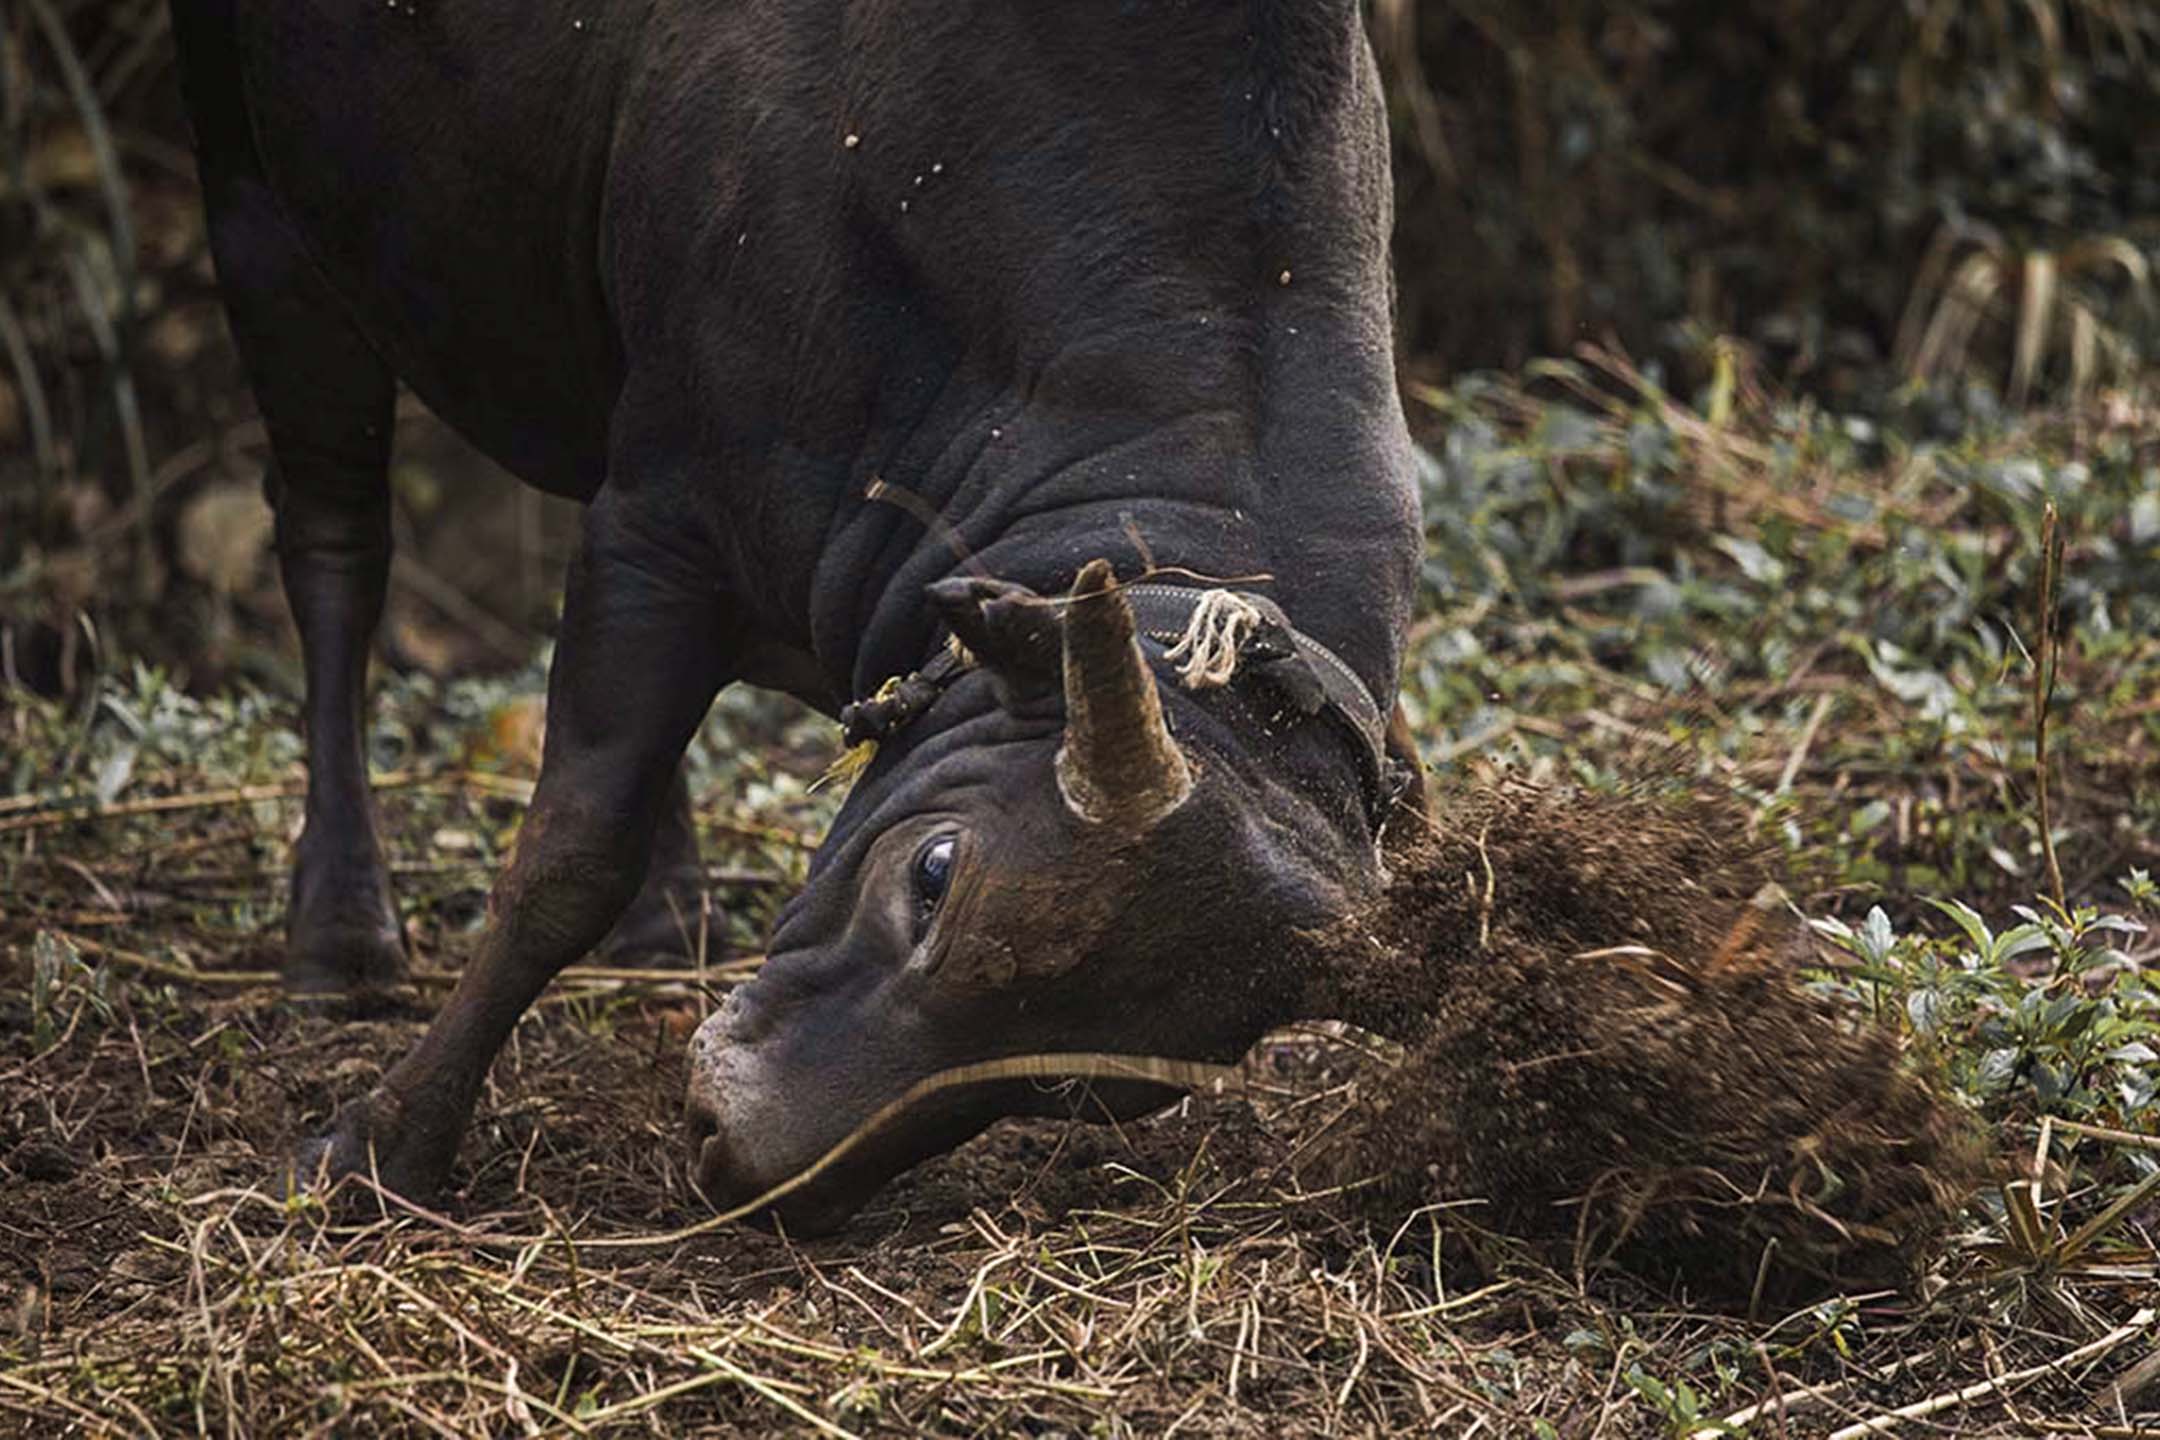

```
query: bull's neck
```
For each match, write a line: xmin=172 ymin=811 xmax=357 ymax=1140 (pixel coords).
xmin=811 ymin=325 xmax=1415 ymax=719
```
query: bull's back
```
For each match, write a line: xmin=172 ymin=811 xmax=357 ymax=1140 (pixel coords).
xmin=178 ymin=0 xmax=634 ymax=498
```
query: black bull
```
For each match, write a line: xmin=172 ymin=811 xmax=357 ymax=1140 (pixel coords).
xmin=173 ymin=0 xmax=1425 ymax=1231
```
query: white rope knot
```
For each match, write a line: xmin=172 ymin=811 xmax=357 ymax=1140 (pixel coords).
xmin=1162 ymin=589 xmax=1264 ymax=690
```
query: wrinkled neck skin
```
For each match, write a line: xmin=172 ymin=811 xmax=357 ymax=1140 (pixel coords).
xmin=807 ymin=315 xmax=1417 ymax=715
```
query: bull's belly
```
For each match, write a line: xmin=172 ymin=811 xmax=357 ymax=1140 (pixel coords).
xmin=234 ymin=0 xmax=625 ymax=500
xmin=344 ymin=287 xmax=613 ymax=506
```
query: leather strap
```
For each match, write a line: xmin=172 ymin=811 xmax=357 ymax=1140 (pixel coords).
xmin=1121 ymin=584 xmax=1398 ymax=826
xmin=839 ymin=585 xmax=1403 ymax=826
xmin=839 ymin=644 xmax=970 ymax=749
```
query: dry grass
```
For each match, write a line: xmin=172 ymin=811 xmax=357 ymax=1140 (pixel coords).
xmin=2 ymin=771 xmax=2155 ymax=1437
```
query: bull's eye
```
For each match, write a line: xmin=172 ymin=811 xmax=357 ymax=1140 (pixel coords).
xmin=913 ymin=835 xmax=956 ymax=920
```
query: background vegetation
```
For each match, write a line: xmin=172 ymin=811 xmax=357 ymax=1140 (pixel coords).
xmin=1 ymin=2 xmax=2156 ymax=1435
xmin=1380 ymin=0 xmax=2160 ymax=399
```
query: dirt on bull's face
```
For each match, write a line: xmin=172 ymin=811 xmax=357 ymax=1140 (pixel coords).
xmin=1301 ymin=778 xmax=1986 ymax=1305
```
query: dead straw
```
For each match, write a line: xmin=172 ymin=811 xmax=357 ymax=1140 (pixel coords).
xmin=2033 ymin=500 xmax=2068 ymax=912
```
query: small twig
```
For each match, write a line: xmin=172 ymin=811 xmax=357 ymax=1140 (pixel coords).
xmin=2049 ymin=1119 xmax=2160 ymax=1155
xmin=62 ymin=858 xmax=778 ymax=886
xmin=389 ymin=554 xmax=535 ymax=663
xmin=0 ymin=768 xmax=814 ymax=849
xmin=1723 ymin=1338 xmax=1985 ymax=1431
xmin=1429 ymin=716 xmax=1517 ymax=768
xmin=0 ymin=1371 xmax=113 ymax=1432
xmin=584 ymin=1351 xmax=848 ymax=1437
xmin=0 ymin=769 xmax=441 ymax=827
xmin=863 ymin=476 xmax=985 ymax=575
xmin=1746 ymin=1236 xmax=1780 ymax=1322
xmin=2033 ymin=501 xmax=2068 ymax=911
xmin=49 ymin=929 xmax=760 ymax=991
xmin=2058 ymin=1168 xmax=2160 ymax=1266
xmin=1824 ymin=1308 xmax=2155 ymax=1439
xmin=1750 ymin=1340 xmax=1792 ymax=1440
xmin=0 ymin=293 xmax=57 ymax=482
xmin=1378 ymin=1280 xmax=1513 ymax=1323
xmin=1471 ymin=822 xmax=1496 ymax=953
xmin=2093 ymin=1344 xmax=2160 ymax=1420
xmin=1776 ymin=691 xmax=1836 ymax=795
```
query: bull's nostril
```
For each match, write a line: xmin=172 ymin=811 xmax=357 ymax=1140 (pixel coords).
xmin=683 ymin=1094 xmax=721 ymax=1185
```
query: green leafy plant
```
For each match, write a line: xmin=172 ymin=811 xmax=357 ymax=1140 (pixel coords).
xmin=1813 ymin=895 xmax=2155 ymax=1128
xmin=29 ymin=927 xmax=111 ymax=1049
xmin=1625 ymin=1365 xmax=1747 ymax=1438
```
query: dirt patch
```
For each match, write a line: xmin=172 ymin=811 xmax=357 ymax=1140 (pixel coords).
xmin=0 ymin=975 xmax=1303 ymax=1324
xmin=1306 ymin=778 xmax=1987 ymax=1304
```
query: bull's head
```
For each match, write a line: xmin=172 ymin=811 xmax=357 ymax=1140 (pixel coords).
xmin=684 ymin=559 xmax=1381 ymax=1232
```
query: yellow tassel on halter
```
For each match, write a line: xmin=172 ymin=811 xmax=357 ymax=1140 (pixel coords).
xmin=812 ymin=739 xmax=880 ymax=794
xmin=813 ymin=641 xmax=978 ymax=797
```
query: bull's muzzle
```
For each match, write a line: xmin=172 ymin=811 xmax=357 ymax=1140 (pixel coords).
xmin=683 ymin=993 xmax=766 ymax=1194
xmin=682 ymin=994 xmax=864 ymax=1235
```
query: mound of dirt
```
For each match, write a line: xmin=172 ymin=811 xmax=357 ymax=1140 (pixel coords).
xmin=1308 ymin=779 xmax=1985 ymax=1304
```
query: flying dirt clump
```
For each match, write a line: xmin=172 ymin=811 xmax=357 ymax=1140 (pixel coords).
xmin=1306 ymin=778 xmax=1986 ymax=1304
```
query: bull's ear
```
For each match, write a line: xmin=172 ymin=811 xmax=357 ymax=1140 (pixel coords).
xmin=1057 ymin=559 xmax=1193 ymax=827
xmin=926 ymin=575 xmax=1061 ymax=699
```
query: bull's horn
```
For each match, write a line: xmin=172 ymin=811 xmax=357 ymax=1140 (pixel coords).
xmin=1056 ymin=559 xmax=1193 ymax=827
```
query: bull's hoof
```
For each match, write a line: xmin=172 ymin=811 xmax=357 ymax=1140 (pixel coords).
xmin=288 ymin=1123 xmax=367 ymax=1197
xmin=284 ymin=922 xmax=410 ymax=1000
xmin=288 ymin=1090 xmax=452 ymax=1204
xmin=286 ymin=828 xmax=409 ymax=999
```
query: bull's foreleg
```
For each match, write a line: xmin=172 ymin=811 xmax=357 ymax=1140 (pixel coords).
xmin=272 ymin=437 xmax=406 ymax=999
xmin=296 ymin=499 xmax=732 ymax=1197
xmin=197 ymin=172 xmax=407 ymax=998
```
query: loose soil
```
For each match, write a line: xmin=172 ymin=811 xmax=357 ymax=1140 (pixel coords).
xmin=1312 ymin=779 xmax=1984 ymax=1305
